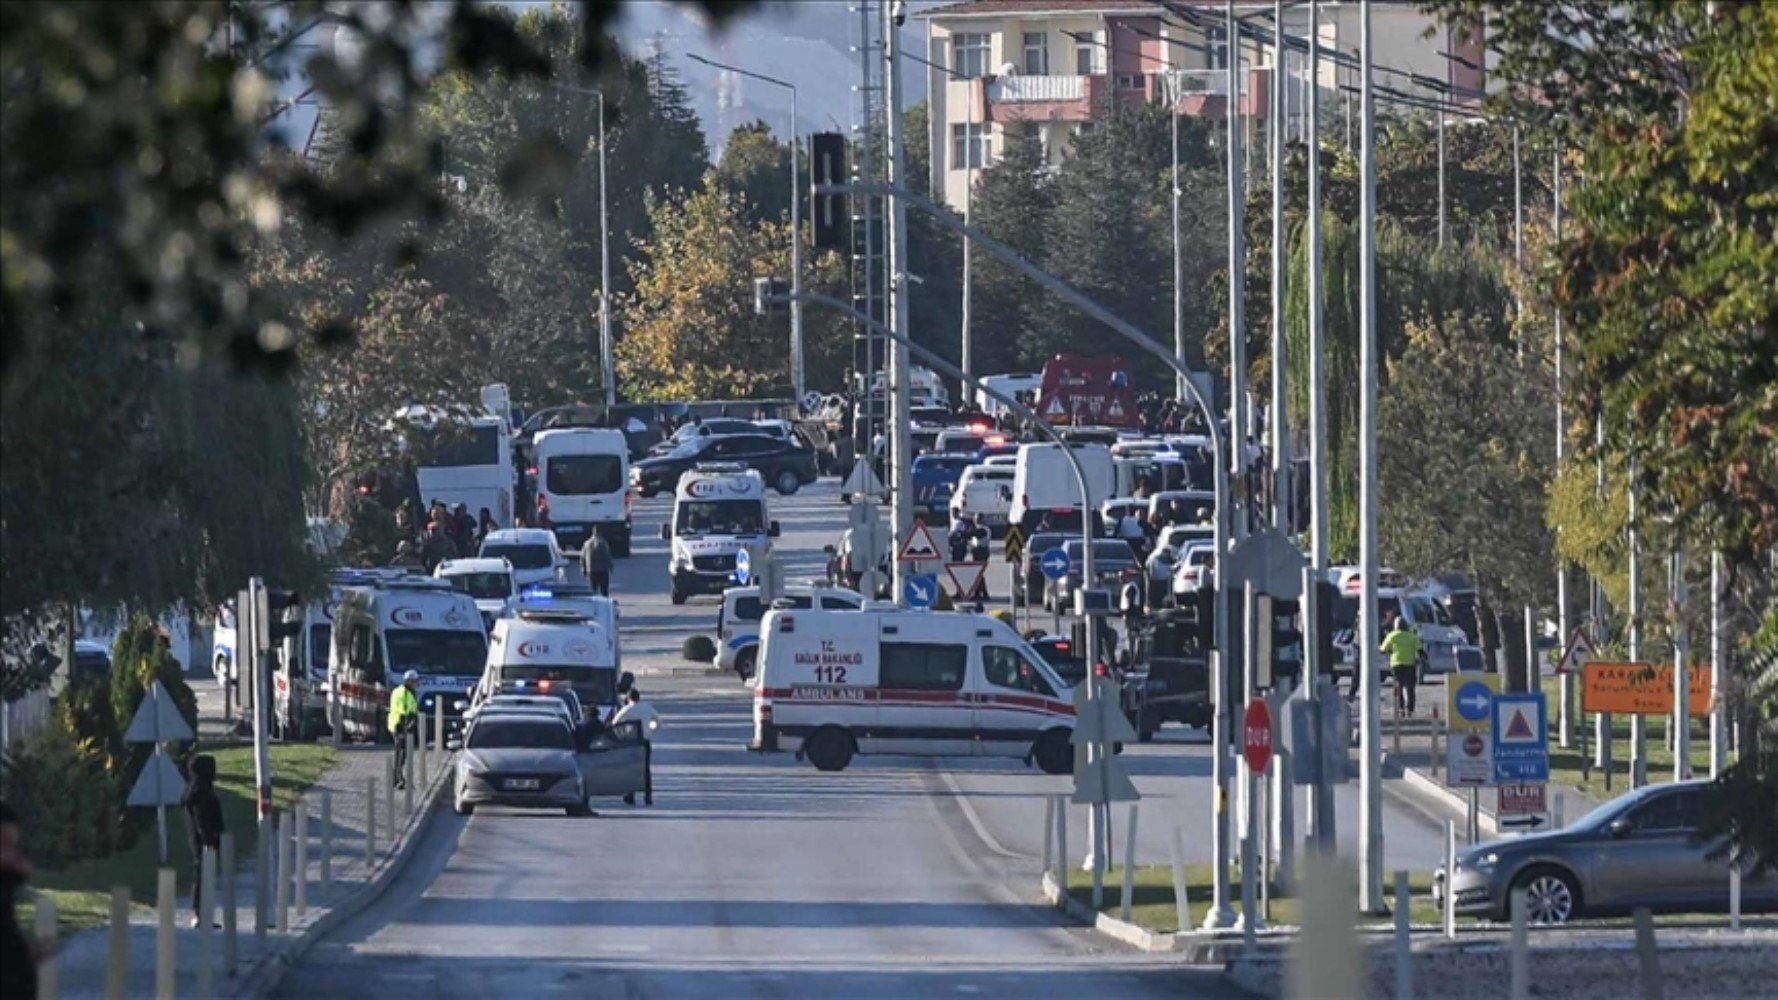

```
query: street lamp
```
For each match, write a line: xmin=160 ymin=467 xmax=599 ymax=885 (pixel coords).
xmin=552 ymin=84 xmax=615 ymax=408
xmin=687 ymin=53 xmax=805 ymax=400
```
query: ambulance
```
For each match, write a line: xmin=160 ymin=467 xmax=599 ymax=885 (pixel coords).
xmin=751 ymin=608 xmax=1077 ymax=774
xmin=479 ymin=608 xmax=622 ymax=722
xmin=331 ymin=577 xmax=489 ymax=742
xmin=661 ymin=464 xmax=779 ymax=605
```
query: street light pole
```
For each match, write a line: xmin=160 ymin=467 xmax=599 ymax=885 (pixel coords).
xmin=883 ymin=0 xmax=914 ymax=603
xmin=1172 ymin=73 xmax=1186 ymax=401
xmin=1304 ymin=0 xmax=1333 ymax=852
xmin=1269 ymin=0 xmax=1289 ymax=533
xmin=1357 ymin=0 xmax=1386 ymax=915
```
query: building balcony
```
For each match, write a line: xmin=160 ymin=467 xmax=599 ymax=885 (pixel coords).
xmin=984 ymin=74 xmax=1108 ymax=124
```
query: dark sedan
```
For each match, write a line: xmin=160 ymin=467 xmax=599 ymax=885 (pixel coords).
xmin=632 ymin=434 xmax=818 ymax=497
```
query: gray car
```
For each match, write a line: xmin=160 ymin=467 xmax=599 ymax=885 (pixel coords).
xmin=1434 ymin=780 xmax=1777 ymax=923
xmin=453 ymin=712 xmax=590 ymax=817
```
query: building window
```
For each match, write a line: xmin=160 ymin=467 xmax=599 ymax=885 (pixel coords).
xmin=953 ymin=32 xmax=990 ymax=79
xmin=1074 ymin=30 xmax=1100 ymax=75
xmin=1115 ymin=73 xmax=1145 ymax=91
xmin=1206 ymin=26 xmax=1229 ymax=70
xmin=1022 ymin=32 xmax=1048 ymax=76
xmin=951 ymin=122 xmax=989 ymax=170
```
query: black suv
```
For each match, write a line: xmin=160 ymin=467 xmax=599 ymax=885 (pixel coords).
xmin=632 ymin=434 xmax=818 ymax=497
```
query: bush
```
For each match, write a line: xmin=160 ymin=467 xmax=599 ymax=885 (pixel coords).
xmin=0 ymin=722 xmax=122 ymax=867
xmin=109 ymin=617 xmax=198 ymax=804
xmin=681 ymin=635 xmax=717 ymax=663
xmin=337 ymin=494 xmax=405 ymax=568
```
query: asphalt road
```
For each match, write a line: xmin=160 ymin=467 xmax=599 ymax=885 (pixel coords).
xmin=276 ymin=482 xmax=1246 ymax=999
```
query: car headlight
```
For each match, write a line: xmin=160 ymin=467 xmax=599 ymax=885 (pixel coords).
xmin=1466 ymin=851 xmax=1500 ymax=874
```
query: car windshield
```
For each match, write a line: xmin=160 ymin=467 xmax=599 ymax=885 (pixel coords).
xmin=386 ymin=629 xmax=488 ymax=676
xmin=547 ymin=454 xmax=623 ymax=495
xmin=676 ymin=499 xmax=763 ymax=536
xmin=466 ymin=717 xmax=572 ymax=751
xmin=481 ymin=544 xmax=553 ymax=570
xmin=308 ymin=625 xmax=330 ymax=674
xmin=446 ymin=571 xmax=513 ymax=599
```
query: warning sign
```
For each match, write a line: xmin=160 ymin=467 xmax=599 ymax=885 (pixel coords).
xmin=1497 ymin=781 xmax=1546 ymax=817
xmin=896 ymin=518 xmax=945 ymax=562
xmin=945 ymin=561 xmax=987 ymax=598
xmin=1002 ymin=525 xmax=1026 ymax=565
xmin=1581 ymin=661 xmax=1711 ymax=716
xmin=1555 ymin=627 xmax=1594 ymax=674
xmin=1044 ymin=396 xmax=1066 ymax=417
xmin=1501 ymin=706 xmax=1536 ymax=742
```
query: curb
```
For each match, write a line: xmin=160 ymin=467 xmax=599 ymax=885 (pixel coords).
xmin=226 ymin=753 xmax=454 ymax=1000
xmin=1383 ymin=751 xmax=1501 ymax=840
xmin=1038 ymin=871 xmax=1287 ymax=962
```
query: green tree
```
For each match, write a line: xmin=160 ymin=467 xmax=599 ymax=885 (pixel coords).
xmin=969 ymin=127 xmax=1055 ymax=374
xmin=710 ymin=120 xmax=796 ymax=226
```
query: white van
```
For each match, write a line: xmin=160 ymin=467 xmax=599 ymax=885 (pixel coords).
xmin=509 ymin=584 xmax=620 ymax=670
xmin=752 ymin=608 xmax=1077 ymax=773
xmin=477 ymin=528 xmax=567 ymax=589
xmin=715 ymin=584 xmax=864 ymax=679
xmin=481 ymin=609 xmax=621 ymax=722
xmin=533 ymin=428 xmax=633 ymax=556
xmin=662 ymin=464 xmax=779 ymax=605
xmin=975 ymin=373 xmax=1041 ymax=416
xmin=434 ymin=557 xmax=518 ymax=629
xmin=1326 ymin=566 xmax=1473 ymax=675
xmin=948 ymin=463 xmax=1016 ymax=532
xmin=331 ymin=577 xmax=489 ymax=741
xmin=1009 ymin=442 xmax=1115 ymax=535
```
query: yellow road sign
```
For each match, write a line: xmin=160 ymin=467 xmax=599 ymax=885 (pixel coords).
xmin=1002 ymin=525 xmax=1025 ymax=565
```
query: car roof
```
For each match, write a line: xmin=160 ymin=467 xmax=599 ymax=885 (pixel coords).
xmin=436 ymin=557 xmax=513 ymax=575
xmin=482 ymin=528 xmax=555 ymax=545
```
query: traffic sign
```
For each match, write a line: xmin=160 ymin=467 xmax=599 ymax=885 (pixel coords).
xmin=1492 ymin=692 xmax=1549 ymax=783
xmin=734 ymin=548 xmax=752 ymax=586
xmin=1002 ymin=525 xmax=1025 ymax=565
xmin=896 ymin=518 xmax=945 ymax=562
xmin=1071 ymin=681 xmax=1139 ymax=805
xmin=945 ymin=561 xmax=986 ymax=599
xmin=1242 ymin=699 xmax=1274 ymax=773
xmin=1446 ymin=730 xmax=1494 ymax=787
xmin=1554 ymin=627 xmax=1594 ymax=675
xmin=1581 ymin=661 xmax=1711 ymax=716
xmin=1497 ymin=781 xmax=1546 ymax=817
xmin=123 ymin=680 xmax=195 ymax=743
xmin=902 ymin=574 xmax=938 ymax=609
xmin=1445 ymin=672 xmax=1499 ymax=734
xmin=1039 ymin=547 xmax=1071 ymax=581
xmin=842 ymin=461 xmax=884 ymax=499
xmin=126 ymin=752 xmax=187 ymax=807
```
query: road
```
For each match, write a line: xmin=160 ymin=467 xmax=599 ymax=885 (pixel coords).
xmin=274 ymin=480 xmax=1440 ymax=997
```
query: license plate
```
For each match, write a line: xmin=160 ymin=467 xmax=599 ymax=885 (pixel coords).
xmin=503 ymin=778 xmax=540 ymax=791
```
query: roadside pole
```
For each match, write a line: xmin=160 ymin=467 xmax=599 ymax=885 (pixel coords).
xmin=1628 ymin=473 xmax=1646 ymax=787
xmin=1304 ymin=0 xmax=1331 ymax=857
xmin=1553 ymin=152 xmax=1573 ymax=748
xmin=881 ymin=0 xmax=913 ymax=605
xmin=1356 ymin=0 xmax=1386 ymax=914
xmin=1709 ymin=551 xmax=1726 ymax=776
xmin=1671 ymin=546 xmax=1689 ymax=780
xmin=246 ymin=578 xmax=273 ymax=936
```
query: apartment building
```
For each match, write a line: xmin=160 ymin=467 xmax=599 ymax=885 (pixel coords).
xmin=918 ymin=0 xmax=1486 ymax=209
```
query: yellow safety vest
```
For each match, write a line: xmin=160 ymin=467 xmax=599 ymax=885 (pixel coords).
xmin=1380 ymin=627 xmax=1423 ymax=668
xmin=388 ymin=684 xmax=418 ymax=733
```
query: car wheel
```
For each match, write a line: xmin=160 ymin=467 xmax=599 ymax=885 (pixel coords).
xmin=775 ymin=469 xmax=801 ymax=495
xmin=735 ymin=647 xmax=757 ymax=681
xmin=1034 ymin=729 xmax=1074 ymax=775
xmin=1513 ymin=866 xmax=1581 ymax=925
xmin=804 ymin=727 xmax=854 ymax=772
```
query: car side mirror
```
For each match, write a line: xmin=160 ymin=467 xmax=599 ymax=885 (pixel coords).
xmin=1608 ymin=817 xmax=1634 ymax=838
xmin=659 ymin=524 xmax=671 ymax=541
xmin=768 ymin=521 xmax=781 ymax=538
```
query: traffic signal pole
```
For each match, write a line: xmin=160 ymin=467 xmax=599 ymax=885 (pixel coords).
xmin=882 ymin=0 xmax=914 ymax=606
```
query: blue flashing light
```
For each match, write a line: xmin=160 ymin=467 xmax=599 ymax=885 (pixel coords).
xmin=520 ymin=586 xmax=555 ymax=600
xmin=512 ymin=679 xmax=527 ymax=689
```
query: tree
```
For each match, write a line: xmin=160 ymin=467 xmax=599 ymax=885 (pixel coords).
xmin=710 ymin=121 xmax=795 ymax=226
xmin=968 ymin=127 xmax=1055 ymax=374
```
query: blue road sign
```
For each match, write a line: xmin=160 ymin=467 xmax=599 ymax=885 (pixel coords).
xmin=1039 ymin=547 xmax=1071 ymax=581
xmin=1455 ymin=680 xmax=1493 ymax=724
xmin=1492 ymin=692 xmax=1549 ymax=783
xmin=734 ymin=548 xmax=752 ymax=585
xmin=903 ymin=574 xmax=938 ymax=609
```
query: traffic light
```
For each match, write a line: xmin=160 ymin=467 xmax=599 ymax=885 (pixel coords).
xmin=1268 ymin=596 xmax=1304 ymax=688
xmin=266 ymin=589 xmax=303 ymax=642
xmin=810 ymin=132 xmax=848 ymax=251
xmin=753 ymin=277 xmax=789 ymax=316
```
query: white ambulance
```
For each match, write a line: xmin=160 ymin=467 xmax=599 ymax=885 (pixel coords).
xmin=661 ymin=463 xmax=779 ymax=605
xmin=751 ymin=608 xmax=1077 ymax=773
xmin=331 ymin=577 xmax=489 ymax=742
xmin=480 ymin=608 xmax=621 ymax=722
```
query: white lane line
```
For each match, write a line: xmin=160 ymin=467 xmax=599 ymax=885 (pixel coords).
xmin=937 ymin=768 xmax=1031 ymax=862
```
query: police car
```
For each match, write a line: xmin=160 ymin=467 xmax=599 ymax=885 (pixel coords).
xmin=715 ymin=584 xmax=864 ymax=680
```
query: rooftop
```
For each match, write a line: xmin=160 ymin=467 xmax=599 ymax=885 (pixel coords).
xmin=919 ymin=1 xmax=1170 ymax=18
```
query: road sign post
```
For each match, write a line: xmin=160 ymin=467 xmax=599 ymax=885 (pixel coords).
xmin=1445 ymin=672 xmax=1499 ymax=789
xmin=734 ymin=548 xmax=752 ymax=586
xmin=1492 ymin=693 xmax=1549 ymax=784
xmin=902 ymin=574 xmax=938 ymax=610
xmin=124 ymin=679 xmax=196 ymax=865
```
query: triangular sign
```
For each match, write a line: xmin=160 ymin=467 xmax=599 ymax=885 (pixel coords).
xmin=1555 ymin=627 xmax=1595 ymax=675
xmin=945 ymin=561 xmax=987 ymax=598
xmin=896 ymin=518 xmax=944 ymax=562
xmin=1044 ymin=395 xmax=1065 ymax=416
xmin=842 ymin=462 xmax=884 ymax=498
xmin=127 ymin=750 xmax=188 ymax=807
xmin=123 ymin=681 xmax=195 ymax=744
xmin=1506 ymin=708 xmax=1535 ymax=741
xmin=1073 ymin=759 xmax=1141 ymax=804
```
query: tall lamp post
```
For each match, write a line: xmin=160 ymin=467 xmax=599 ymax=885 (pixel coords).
xmin=553 ymin=84 xmax=614 ymax=407
xmin=689 ymin=53 xmax=805 ymax=399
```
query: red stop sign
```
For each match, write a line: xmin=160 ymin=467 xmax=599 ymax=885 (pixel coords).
xmin=1243 ymin=699 xmax=1273 ymax=773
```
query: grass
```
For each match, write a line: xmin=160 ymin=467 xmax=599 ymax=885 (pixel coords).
xmin=1065 ymin=863 xmax=1445 ymax=935
xmin=1540 ymin=676 xmax=1715 ymax=803
xmin=18 ymin=742 xmax=337 ymax=938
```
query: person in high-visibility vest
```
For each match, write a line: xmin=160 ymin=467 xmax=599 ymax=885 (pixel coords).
xmin=1379 ymin=615 xmax=1424 ymax=716
xmin=388 ymin=670 xmax=420 ymax=788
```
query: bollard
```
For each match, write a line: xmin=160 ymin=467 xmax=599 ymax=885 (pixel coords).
xmin=105 ymin=886 xmax=130 ymax=1000
xmin=1169 ymin=826 xmax=1190 ymax=935
xmin=1729 ymin=860 xmax=1742 ymax=930
xmin=1633 ymin=907 xmax=1662 ymax=1000
xmin=1553 ymin=793 xmax=1565 ymax=831
xmin=35 ymin=892 xmax=57 ymax=1000
xmin=294 ymin=801 xmax=309 ymax=916
xmin=1286 ymin=854 xmax=1360 ymax=1000
xmin=404 ymin=731 xmax=416 ymax=816
xmin=418 ymin=719 xmax=429 ymax=788
xmin=1041 ymin=797 xmax=1055 ymax=876
xmin=383 ymin=759 xmax=396 ymax=851
xmin=155 ymin=867 xmax=176 ymax=1000
xmin=196 ymin=848 xmax=215 ymax=1000
xmin=1431 ymin=717 xmax=1442 ymax=779
xmin=1509 ymin=888 xmax=1529 ymax=1000
xmin=367 ymin=776 xmax=380 ymax=865
xmin=320 ymin=789 xmax=334 ymax=897
xmin=1443 ymin=820 xmax=1458 ymax=939
xmin=1054 ymin=798 xmax=1067 ymax=900
xmin=275 ymin=812 xmax=292 ymax=933
xmin=220 ymin=833 xmax=237 ymax=977
xmin=1119 ymin=803 xmax=1138 ymax=924
xmin=1393 ymin=870 xmax=1412 ymax=1000
xmin=435 ymin=698 xmax=444 ymax=762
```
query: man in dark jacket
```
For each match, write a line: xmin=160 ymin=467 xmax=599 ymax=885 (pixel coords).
xmin=182 ymin=755 xmax=226 ymax=928
xmin=580 ymin=528 xmax=614 ymax=596
xmin=0 ymin=801 xmax=42 ymax=998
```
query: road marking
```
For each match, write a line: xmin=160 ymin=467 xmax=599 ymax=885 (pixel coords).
xmin=937 ymin=768 xmax=1030 ymax=861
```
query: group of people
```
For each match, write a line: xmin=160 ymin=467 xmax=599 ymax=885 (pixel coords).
xmin=390 ymin=498 xmax=499 ymax=573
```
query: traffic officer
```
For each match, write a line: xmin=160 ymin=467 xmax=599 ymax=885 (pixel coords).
xmin=1379 ymin=615 xmax=1424 ymax=716
xmin=389 ymin=670 xmax=420 ymax=788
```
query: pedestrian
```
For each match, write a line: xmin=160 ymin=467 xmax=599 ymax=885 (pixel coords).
xmin=580 ymin=527 xmax=614 ymax=596
xmin=389 ymin=539 xmax=425 ymax=572
xmin=0 ymin=801 xmax=47 ymax=999
xmin=609 ymin=689 xmax=660 ymax=806
xmin=1380 ymin=614 xmax=1424 ymax=715
xmin=948 ymin=515 xmax=974 ymax=562
xmin=181 ymin=755 xmax=225 ymax=928
xmin=420 ymin=518 xmax=458 ymax=572
xmin=389 ymin=670 xmax=420 ymax=788
xmin=476 ymin=507 xmax=498 ymax=547
xmin=452 ymin=503 xmax=476 ymax=553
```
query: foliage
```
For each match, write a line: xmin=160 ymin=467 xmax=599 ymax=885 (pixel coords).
xmin=710 ymin=120 xmax=797 ymax=227
xmin=337 ymin=495 xmax=406 ymax=569
xmin=0 ymin=721 xmax=121 ymax=868
xmin=682 ymin=635 xmax=717 ymax=663
xmin=109 ymin=618 xmax=199 ymax=784
xmin=967 ymin=127 xmax=1056 ymax=375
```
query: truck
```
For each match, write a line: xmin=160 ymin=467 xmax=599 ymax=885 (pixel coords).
xmin=1035 ymin=354 xmax=1139 ymax=429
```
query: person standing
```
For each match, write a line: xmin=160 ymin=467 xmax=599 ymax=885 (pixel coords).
xmin=181 ymin=755 xmax=225 ymax=928
xmin=580 ymin=528 xmax=614 ymax=597
xmin=609 ymin=689 xmax=661 ymax=806
xmin=388 ymin=670 xmax=420 ymax=788
xmin=1380 ymin=615 xmax=1424 ymax=716
xmin=0 ymin=801 xmax=45 ymax=999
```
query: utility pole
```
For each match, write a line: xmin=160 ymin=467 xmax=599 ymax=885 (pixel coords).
xmin=1629 ymin=471 xmax=1646 ymax=788
xmin=1269 ymin=0 xmax=1289 ymax=534
xmin=1672 ymin=546 xmax=1690 ymax=781
xmin=1356 ymin=0 xmax=1386 ymax=915
xmin=1553 ymin=150 xmax=1572 ymax=748
xmin=1709 ymin=551 xmax=1725 ymax=776
xmin=883 ymin=0 xmax=913 ymax=601
xmin=1304 ymin=0 xmax=1334 ymax=851
xmin=596 ymin=90 xmax=614 ymax=408
xmin=961 ymin=57 xmax=975 ymax=385
xmin=1172 ymin=73 xmax=1187 ymax=401
xmin=1227 ymin=0 xmax=1251 ymax=546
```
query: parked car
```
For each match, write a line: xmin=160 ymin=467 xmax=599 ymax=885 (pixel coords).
xmin=1433 ymin=781 xmax=1778 ymax=924
xmin=1169 ymin=541 xmax=1217 ymax=602
xmin=632 ymin=433 xmax=818 ymax=497
xmin=1050 ymin=539 xmax=1142 ymax=611
xmin=1016 ymin=531 xmax=1067 ymax=606
xmin=646 ymin=418 xmax=760 ymax=457
xmin=1147 ymin=524 xmax=1213 ymax=590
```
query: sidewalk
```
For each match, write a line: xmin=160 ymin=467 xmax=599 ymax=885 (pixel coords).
xmin=46 ymin=738 xmax=451 ymax=1000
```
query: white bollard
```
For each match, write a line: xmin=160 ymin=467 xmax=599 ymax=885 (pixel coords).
xmin=1510 ymin=888 xmax=1529 ymax=1000
xmin=1169 ymin=826 xmax=1191 ymax=935
xmin=1120 ymin=803 xmax=1139 ymax=923
xmin=294 ymin=801 xmax=309 ymax=916
xmin=367 ymin=776 xmax=379 ymax=865
xmin=435 ymin=698 xmax=445 ymax=762
xmin=1393 ymin=870 xmax=1413 ymax=1000
xmin=1729 ymin=861 xmax=1741 ymax=930
xmin=1286 ymin=853 xmax=1360 ymax=1000
xmin=1042 ymin=796 xmax=1055 ymax=876
xmin=404 ymin=732 xmax=416 ymax=816
xmin=196 ymin=847 xmax=215 ymax=999
xmin=320 ymin=788 xmax=333 ymax=897
xmin=1443 ymin=820 xmax=1458 ymax=939
xmin=1553 ymin=793 xmax=1565 ymax=831
xmin=155 ymin=867 xmax=176 ymax=1000
xmin=105 ymin=886 xmax=129 ymax=1000
xmin=418 ymin=720 xmax=429 ymax=788
xmin=1054 ymin=798 xmax=1068 ymax=900
xmin=275 ymin=812 xmax=292 ymax=933
xmin=220 ymin=833 xmax=237 ymax=977
xmin=35 ymin=892 xmax=57 ymax=1000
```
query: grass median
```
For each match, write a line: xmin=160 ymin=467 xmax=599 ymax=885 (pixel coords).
xmin=20 ymin=742 xmax=337 ymax=938
xmin=1540 ymin=676 xmax=1714 ymax=803
xmin=1064 ymin=864 xmax=1443 ymax=934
